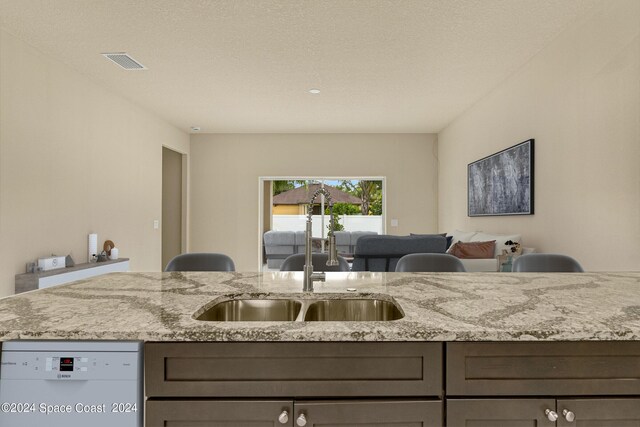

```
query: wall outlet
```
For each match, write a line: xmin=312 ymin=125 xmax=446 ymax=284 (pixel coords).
xmin=390 ymin=219 xmax=399 ymax=227
xmin=153 ymin=219 xmax=159 ymax=230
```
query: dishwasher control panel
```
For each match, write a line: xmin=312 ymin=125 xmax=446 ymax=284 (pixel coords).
xmin=1 ymin=350 xmax=139 ymax=380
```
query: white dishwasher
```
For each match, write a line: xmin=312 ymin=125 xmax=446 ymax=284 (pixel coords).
xmin=0 ymin=340 xmax=142 ymax=427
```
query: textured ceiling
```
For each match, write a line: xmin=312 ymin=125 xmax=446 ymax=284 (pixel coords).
xmin=0 ymin=0 xmax=598 ymax=133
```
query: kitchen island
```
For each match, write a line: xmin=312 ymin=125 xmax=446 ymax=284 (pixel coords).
xmin=0 ymin=271 xmax=639 ymax=426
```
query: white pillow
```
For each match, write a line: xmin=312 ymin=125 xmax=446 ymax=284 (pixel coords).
xmin=447 ymin=229 xmax=479 ymax=244
xmin=471 ymin=232 xmax=522 ymax=257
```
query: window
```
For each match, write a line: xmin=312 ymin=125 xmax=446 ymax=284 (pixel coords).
xmin=259 ymin=177 xmax=385 ymax=271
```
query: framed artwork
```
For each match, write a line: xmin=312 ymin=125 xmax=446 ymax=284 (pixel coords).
xmin=468 ymin=139 xmax=534 ymax=216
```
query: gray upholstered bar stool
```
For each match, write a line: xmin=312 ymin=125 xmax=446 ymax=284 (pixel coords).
xmin=395 ymin=253 xmax=466 ymax=272
xmin=164 ymin=253 xmax=235 ymax=272
xmin=512 ymin=253 xmax=584 ymax=272
xmin=280 ymin=253 xmax=350 ymax=272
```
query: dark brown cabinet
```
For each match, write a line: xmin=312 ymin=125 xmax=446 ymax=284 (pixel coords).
xmin=557 ymin=399 xmax=640 ymax=426
xmin=447 ymin=399 xmax=556 ymax=427
xmin=144 ymin=341 xmax=640 ymax=426
xmin=145 ymin=399 xmax=442 ymax=427
xmin=145 ymin=400 xmax=293 ymax=426
xmin=145 ymin=342 xmax=443 ymax=427
xmin=295 ymin=400 xmax=442 ymax=426
xmin=446 ymin=343 xmax=640 ymax=427
xmin=447 ymin=398 xmax=640 ymax=426
xmin=446 ymin=342 xmax=640 ymax=396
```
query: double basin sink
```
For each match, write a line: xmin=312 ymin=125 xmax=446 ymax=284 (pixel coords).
xmin=195 ymin=296 xmax=404 ymax=322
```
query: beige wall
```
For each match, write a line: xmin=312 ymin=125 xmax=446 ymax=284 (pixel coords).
xmin=437 ymin=0 xmax=640 ymax=270
xmin=190 ymin=134 xmax=438 ymax=270
xmin=0 ymin=29 xmax=189 ymax=296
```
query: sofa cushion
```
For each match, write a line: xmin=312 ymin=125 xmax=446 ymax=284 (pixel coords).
xmin=295 ymin=231 xmax=306 ymax=253
xmin=349 ymin=231 xmax=378 ymax=254
xmin=449 ymin=240 xmax=496 ymax=259
xmin=471 ymin=232 xmax=522 ymax=257
xmin=263 ymin=231 xmax=296 ymax=255
xmin=264 ymin=230 xmax=295 ymax=245
xmin=333 ymin=231 xmax=351 ymax=254
xmin=410 ymin=233 xmax=453 ymax=250
xmin=350 ymin=231 xmax=378 ymax=246
xmin=352 ymin=235 xmax=447 ymax=272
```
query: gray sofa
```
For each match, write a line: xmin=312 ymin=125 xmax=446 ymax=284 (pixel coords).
xmin=264 ymin=230 xmax=377 ymax=269
xmin=351 ymin=234 xmax=447 ymax=272
xmin=263 ymin=231 xmax=296 ymax=269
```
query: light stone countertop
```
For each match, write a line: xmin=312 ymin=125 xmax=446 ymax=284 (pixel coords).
xmin=0 ymin=271 xmax=638 ymax=342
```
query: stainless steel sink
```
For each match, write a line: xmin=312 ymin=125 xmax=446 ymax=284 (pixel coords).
xmin=195 ymin=299 xmax=302 ymax=321
xmin=303 ymin=299 xmax=404 ymax=321
xmin=195 ymin=296 xmax=404 ymax=322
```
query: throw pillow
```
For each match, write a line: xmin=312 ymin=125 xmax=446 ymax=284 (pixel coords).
xmin=449 ymin=240 xmax=496 ymax=259
xmin=471 ymin=232 xmax=522 ymax=257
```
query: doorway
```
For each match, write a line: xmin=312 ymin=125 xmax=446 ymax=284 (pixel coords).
xmin=162 ymin=147 xmax=184 ymax=270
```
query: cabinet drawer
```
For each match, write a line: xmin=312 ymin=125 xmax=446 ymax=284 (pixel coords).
xmin=295 ymin=399 xmax=443 ymax=427
xmin=145 ymin=400 xmax=293 ymax=426
xmin=447 ymin=342 xmax=640 ymax=396
xmin=146 ymin=342 xmax=442 ymax=397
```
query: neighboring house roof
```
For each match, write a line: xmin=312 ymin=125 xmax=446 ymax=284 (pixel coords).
xmin=273 ymin=184 xmax=362 ymax=205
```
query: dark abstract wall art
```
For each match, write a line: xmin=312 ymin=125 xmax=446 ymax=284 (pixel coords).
xmin=468 ymin=139 xmax=534 ymax=216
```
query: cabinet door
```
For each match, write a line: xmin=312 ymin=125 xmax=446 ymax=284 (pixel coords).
xmin=447 ymin=399 xmax=556 ymax=427
xmin=447 ymin=342 xmax=640 ymax=396
xmin=293 ymin=400 xmax=442 ymax=427
xmin=146 ymin=342 xmax=442 ymax=398
xmin=145 ymin=400 xmax=293 ymax=427
xmin=557 ymin=399 xmax=640 ymax=426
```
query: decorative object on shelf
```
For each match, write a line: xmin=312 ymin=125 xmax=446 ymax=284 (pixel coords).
xmin=498 ymin=249 xmax=521 ymax=272
xmin=88 ymin=233 xmax=98 ymax=263
xmin=65 ymin=254 xmax=75 ymax=267
xmin=25 ymin=262 xmax=37 ymax=274
xmin=37 ymin=256 xmax=66 ymax=272
xmin=500 ymin=255 xmax=514 ymax=272
xmin=96 ymin=251 xmax=108 ymax=262
xmin=103 ymin=240 xmax=116 ymax=256
xmin=468 ymin=139 xmax=534 ymax=216
xmin=110 ymin=247 xmax=119 ymax=260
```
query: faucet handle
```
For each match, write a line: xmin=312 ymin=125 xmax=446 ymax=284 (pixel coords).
xmin=326 ymin=235 xmax=339 ymax=266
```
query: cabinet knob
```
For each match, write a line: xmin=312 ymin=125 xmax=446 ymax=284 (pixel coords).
xmin=562 ymin=409 xmax=575 ymax=422
xmin=296 ymin=413 xmax=307 ymax=426
xmin=545 ymin=409 xmax=559 ymax=422
xmin=278 ymin=410 xmax=289 ymax=424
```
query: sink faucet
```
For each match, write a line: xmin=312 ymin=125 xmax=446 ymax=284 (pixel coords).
xmin=303 ymin=187 xmax=339 ymax=291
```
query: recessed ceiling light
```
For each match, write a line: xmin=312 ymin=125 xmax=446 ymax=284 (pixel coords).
xmin=191 ymin=126 xmax=201 ymax=132
xmin=308 ymin=89 xmax=321 ymax=94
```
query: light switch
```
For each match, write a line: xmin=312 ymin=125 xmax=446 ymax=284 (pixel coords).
xmin=153 ymin=220 xmax=159 ymax=229
xmin=390 ymin=219 xmax=399 ymax=227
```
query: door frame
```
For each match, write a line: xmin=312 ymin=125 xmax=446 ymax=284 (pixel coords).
xmin=257 ymin=176 xmax=387 ymax=271
xmin=162 ymin=145 xmax=189 ymax=267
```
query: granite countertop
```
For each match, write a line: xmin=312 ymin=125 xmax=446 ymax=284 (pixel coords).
xmin=0 ymin=271 xmax=638 ymax=342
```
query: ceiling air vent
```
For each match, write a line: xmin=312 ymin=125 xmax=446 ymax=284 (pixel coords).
xmin=101 ymin=53 xmax=147 ymax=70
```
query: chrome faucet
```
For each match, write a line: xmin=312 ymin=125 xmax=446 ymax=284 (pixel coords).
xmin=303 ymin=187 xmax=339 ymax=292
